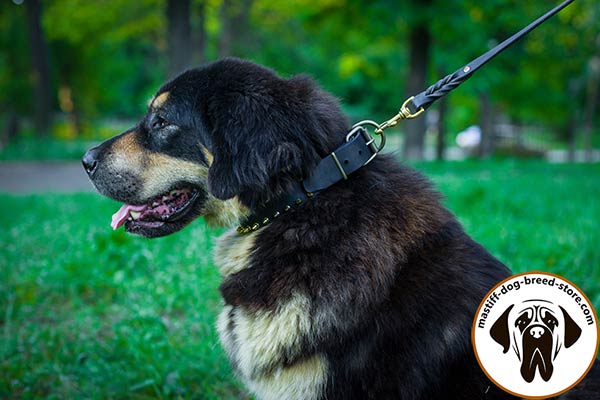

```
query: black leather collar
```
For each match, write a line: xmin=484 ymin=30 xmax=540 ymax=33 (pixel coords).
xmin=237 ymin=125 xmax=379 ymax=234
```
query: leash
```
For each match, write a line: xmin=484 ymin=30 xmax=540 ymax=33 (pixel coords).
xmin=237 ymin=0 xmax=575 ymax=234
xmin=365 ymin=0 xmax=576 ymax=149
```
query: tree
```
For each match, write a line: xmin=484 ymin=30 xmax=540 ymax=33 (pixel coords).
xmin=582 ymin=57 xmax=599 ymax=162
xmin=192 ymin=0 xmax=207 ymax=64
xmin=436 ymin=96 xmax=447 ymax=160
xmin=167 ymin=0 xmax=192 ymax=78
xmin=403 ymin=27 xmax=430 ymax=160
xmin=42 ymin=0 xmax=165 ymax=132
xmin=403 ymin=7 xmax=431 ymax=161
xmin=24 ymin=0 xmax=52 ymax=136
xmin=477 ymin=92 xmax=494 ymax=158
xmin=219 ymin=0 xmax=253 ymax=57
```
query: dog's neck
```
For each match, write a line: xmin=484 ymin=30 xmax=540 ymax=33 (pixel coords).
xmin=237 ymin=126 xmax=378 ymax=234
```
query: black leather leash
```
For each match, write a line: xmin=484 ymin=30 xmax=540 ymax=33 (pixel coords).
xmin=237 ymin=0 xmax=575 ymax=234
xmin=375 ymin=0 xmax=576 ymax=134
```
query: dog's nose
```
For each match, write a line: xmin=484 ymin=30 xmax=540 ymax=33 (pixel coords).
xmin=530 ymin=326 xmax=544 ymax=339
xmin=82 ymin=147 xmax=100 ymax=177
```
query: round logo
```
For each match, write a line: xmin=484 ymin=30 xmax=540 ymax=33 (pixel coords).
xmin=472 ymin=271 xmax=599 ymax=398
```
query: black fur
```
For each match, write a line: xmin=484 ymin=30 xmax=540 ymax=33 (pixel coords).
xmin=85 ymin=58 xmax=599 ymax=399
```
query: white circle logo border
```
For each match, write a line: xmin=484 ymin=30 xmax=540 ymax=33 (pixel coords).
xmin=472 ymin=271 xmax=599 ymax=399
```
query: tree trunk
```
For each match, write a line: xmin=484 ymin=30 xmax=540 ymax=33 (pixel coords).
xmin=193 ymin=0 xmax=207 ymax=64
xmin=1 ymin=114 xmax=20 ymax=148
xmin=565 ymin=116 xmax=577 ymax=162
xmin=219 ymin=0 xmax=253 ymax=58
xmin=436 ymin=97 xmax=447 ymax=160
xmin=403 ymin=23 xmax=430 ymax=161
xmin=25 ymin=0 xmax=51 ymax=137
xmin=566 ymin=79 xmax=579 ymax=162
xmin=167 ymin=0 xmax=192 ymax=78
xmin=219 ymin=0 xmax=233 ymax=57
xmin=478 ymin=92 xmax=494 ymax=158
xmin=582 ymin=56 xmax=599 ymax=163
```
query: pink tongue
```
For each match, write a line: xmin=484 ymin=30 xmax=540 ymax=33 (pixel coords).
xmin=111 ymin=204 xmax=147 ymax=230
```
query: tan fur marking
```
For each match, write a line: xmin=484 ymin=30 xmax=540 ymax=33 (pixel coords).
xmin=248 ymin=355 xmax=328 ymax=400
xmin=233 ymin=294 xmax=312 ymax=376
xmin=214 ymin=228 xmax=256 ymax=277
xmin=139 ymin=153 xmax=207 ymax=200
xmin=216 ymin=304 xmax=237 ymax=362
xmin=112 ymin=130 xmax=141 ymax=154
xmin=204 ymin=197 xmax=248 ymax=228
xmin=216 ymin=293 xmax=323 ymax=399
xmin=109 ymin=131 xmax=144 ymax=173
xmin=202 ymin=146 xmax=214 ymax=166
xmin=150 ymin=91 xmax=169 ymax=109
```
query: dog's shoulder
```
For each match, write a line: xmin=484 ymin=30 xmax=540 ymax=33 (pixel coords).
xmin=214 ymin=154 xmax=513 ymax=399
xmin=216 ymin=154 xmax=508 ymax=312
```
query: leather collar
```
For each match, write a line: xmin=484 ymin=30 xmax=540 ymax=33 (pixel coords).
xmin=237 ymin=125 xmax=379 ymax=234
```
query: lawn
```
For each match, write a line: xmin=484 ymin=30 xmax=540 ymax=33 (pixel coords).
xmin=0 ymin=160 xmax=599 ymax=399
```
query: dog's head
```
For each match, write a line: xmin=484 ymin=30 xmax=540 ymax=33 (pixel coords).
xmin=83 ymin=58 xmax=348 ymax=238
xmin=490 ymin=300 xmax=582 ymax=382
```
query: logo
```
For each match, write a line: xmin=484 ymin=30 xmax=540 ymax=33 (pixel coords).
xmin=472 ymin=272 xmax=598 ymax=398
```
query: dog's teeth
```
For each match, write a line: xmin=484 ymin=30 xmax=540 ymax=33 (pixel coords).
xmin=130 ymin=211 xmax=141 ymax=220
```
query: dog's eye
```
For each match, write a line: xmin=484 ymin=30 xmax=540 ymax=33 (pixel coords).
xmin=152 ymin=116 xmax=169 ymax=130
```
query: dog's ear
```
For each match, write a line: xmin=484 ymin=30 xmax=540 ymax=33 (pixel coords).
xmin=206 ymin=94 xmax=305 ymax=202
xmin=559 ymin=306 xmax=582 ymax=348
xmin=207 ymin=143 xmax=267 ymax=201
xmin=207 ymin=142 xmax=304 ymax=201
xmin=490 ymin=304 xmax=514 ymax=353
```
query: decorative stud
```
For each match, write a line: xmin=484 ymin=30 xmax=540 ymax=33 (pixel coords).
xmin=237 ymin=226 xmax=250 ymax=234
xmin=251 ymin=223 xmax=260 ymax=231
xmin=273 ymin=211 xmax=280 ymax=218
xmin=295 ymin=198 xmax=302 ymax=205
xmin=284 ymin=205 xmax=291 ymax=212
xmin=262 ymin=217 xmax=270 ymax=225
xmin=306 ymin=192 xmax=314 ymax=198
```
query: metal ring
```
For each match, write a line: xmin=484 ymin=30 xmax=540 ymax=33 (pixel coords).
xmin=350 ymin=120 xmax=386 ymax=152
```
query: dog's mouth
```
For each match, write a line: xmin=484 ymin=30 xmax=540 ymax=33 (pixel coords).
xmin=111 ymin=186 xmax=203 ymax=236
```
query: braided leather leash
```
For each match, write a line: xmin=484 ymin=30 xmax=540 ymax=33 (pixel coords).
xmin=367 ymin=0 xmax=576 ymax=146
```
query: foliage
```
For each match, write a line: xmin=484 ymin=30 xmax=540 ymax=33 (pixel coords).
xmin=1 ymin=160 xmax=599 ymax=398
xmin=0 ymin=2 xmax=32 ymax=116
xmin=1 ymin=0 xmax=598 ymax=141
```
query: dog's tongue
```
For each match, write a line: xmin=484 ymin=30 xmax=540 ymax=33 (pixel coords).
xmin=111 ymin=204 xmax=147 ymax=230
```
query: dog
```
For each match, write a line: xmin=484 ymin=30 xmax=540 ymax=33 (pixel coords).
xmin=490 ymin=300 xmax=582 ymax=383
xmin=83 ymin=58 xmax=599 ymax=399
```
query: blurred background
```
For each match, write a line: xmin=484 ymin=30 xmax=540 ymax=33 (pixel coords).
xmin=1 ymin=0 xmax=599 ymax=399
xmin=1 ymin=0 xmax=599 ymax=160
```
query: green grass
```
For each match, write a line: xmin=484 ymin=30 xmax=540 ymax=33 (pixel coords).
xmin=1 ymin=160 xmax=599 ymax=399
xmin=0 ymin=195 xmax=242 ymax=399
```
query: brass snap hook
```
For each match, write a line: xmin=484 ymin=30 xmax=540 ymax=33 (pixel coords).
xmin=375 ymin=96 xmax=425 ymax=135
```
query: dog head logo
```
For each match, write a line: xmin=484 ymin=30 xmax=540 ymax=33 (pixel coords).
xmin=490 ymin=299 xmax=582 ymax=383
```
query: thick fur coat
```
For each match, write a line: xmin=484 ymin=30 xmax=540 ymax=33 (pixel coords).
xmin=83 ymin=58 xmax=599 ymax=399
